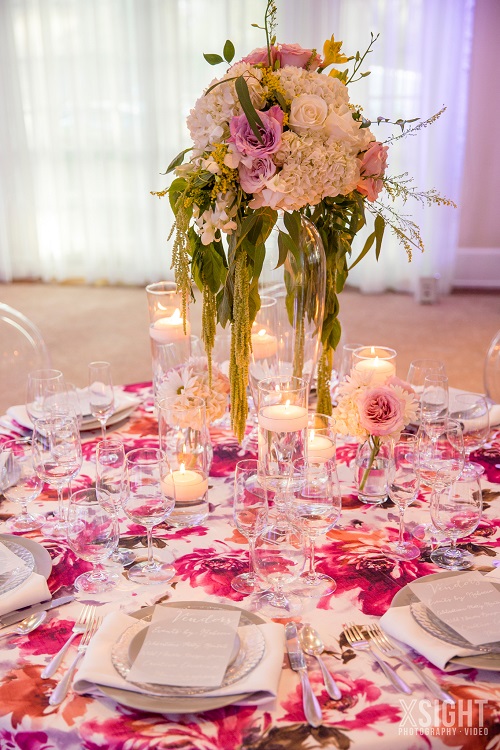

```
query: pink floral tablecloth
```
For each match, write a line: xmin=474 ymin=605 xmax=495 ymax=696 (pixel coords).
xmin=0 ymin=382 xmax=499 ymax=750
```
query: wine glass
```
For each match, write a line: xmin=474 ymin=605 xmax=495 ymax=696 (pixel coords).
xmin=252 ymin=516 xmax=306 ymax=617
xmin=88 ymin=361 xmax=115 ymax=438
xmin=407 ymin=359 xmax=446 ymax=396
xmin=290 ymin=457 xmax=341 ymax=598
xmin=67 ymin=487 xmax=119 ymax=592
xmin=449 ymin=393 xmax=489 ymax=477
xmin=95 ymin=439 xmax=136 ymax=566
xmin=122 ymin=447 xmax=175 ymax=584
xmin=32 ymin=415 xmax=83 ymax=538
xmin=0 ymin=438 xmax=43 ymax=531
xmin=430 ymin=473 xmax=482 ymax=570
xmin=231 ymin=459 xmax=269 ymax=595
xmin=385 ymin=432 xmax=420 ymax=560
xmin=26 ymin=369 xmax=66 ymax=424
xmin=420 ymin=373 xmax=449 ymax=428
xmin=417 ymin=418 xmax=465 ymax=489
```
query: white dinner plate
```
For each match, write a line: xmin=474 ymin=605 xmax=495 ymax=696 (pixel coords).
xmin=100 ymin=601 xmax=267 ymax=714
xmin=0 ymin=534 xmax=52 ymax=579
xmin=391 ymin=571 xmax=500 ymax=671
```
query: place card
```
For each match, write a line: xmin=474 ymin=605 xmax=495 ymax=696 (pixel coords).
xmin=0 ymin=542 xmax=28 ymax=575
xmin=409 ymin=572 xmax=500 ymax=646
xmin=127 ymin=606 xmax=241 ymax=687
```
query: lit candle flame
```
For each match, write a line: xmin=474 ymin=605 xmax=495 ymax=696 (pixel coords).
xmin=180 ymin=462 xmax=186 ymax=474
xmin=309 ymin=429 xmax=315 ymax=444
xmin=370 ymin=346 xmax=376 ymax=355
xmin=258 ymin=328 xmax=266 ymax=337
xmin=285 ymin=399 xmax=290 ymax=412
xmin=171 ymin=308 xmax=182 ymax=321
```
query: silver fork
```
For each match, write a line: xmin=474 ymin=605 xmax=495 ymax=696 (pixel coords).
xmin=42 ymin=604 xmax=96 ymax=678
xmin=49 ymin=614 xmax=102 ymax=706
xmin=343 ymin=622 xmax=412 ymax=694
xmin=365 ymin=624 xmax=455 ymax=704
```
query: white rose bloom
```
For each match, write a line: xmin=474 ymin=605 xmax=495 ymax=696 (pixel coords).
xmin=289 ymin=94 xmax=328 ymax=134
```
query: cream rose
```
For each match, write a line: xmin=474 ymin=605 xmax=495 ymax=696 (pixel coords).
xmin=289 ymin=94 xmax=328 ymax=134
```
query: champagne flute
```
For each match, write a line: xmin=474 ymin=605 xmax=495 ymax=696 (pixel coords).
xmin=67 ymin=487 xmax=119 ymax=592
xmin=32 ymin=415 xmax=82 ymax=538
xmin=290 ymin=457 xmax=341 ymax=597
xmin=88 ymin=361 xmax=114 ymax=438
xmin=96 ymin=439 xmax=136 ymax=566
xmin=420 ymin=373 xmax=449 ymax=428
xmin=450 ymin=393 xmax=489 ymax=477
xmin=26 ymin=369 xmax=66 ymax=424
xmin=0 ymin=438 xmax=43 ymax=531
xmin=123 ymin=447 xmax=175 ymax=584
xmin=386 ymin=432 xmax=420 ymax=560
xmin=231 ymin=459 xmax=269 ymax=595
xmin=430 ymin=473 xmax=482 ymax=570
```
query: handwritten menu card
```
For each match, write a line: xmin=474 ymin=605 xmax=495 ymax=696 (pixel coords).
xmin=408 ymin=572 xmax=500 ymax=646
xmin=127 ymin=607 xmax=241 ymax=687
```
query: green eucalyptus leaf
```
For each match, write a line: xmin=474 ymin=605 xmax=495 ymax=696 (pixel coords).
xmin=223 ymin=39 xmax=235 ymax=63
xmin=235 ymin=76 xmax=264 ymax=144
xmin=203 ymin=53 xmax=224 ymax=65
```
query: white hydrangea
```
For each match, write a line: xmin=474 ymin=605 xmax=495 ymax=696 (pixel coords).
xmin=194 ymin=191 xmax=238 ymax=245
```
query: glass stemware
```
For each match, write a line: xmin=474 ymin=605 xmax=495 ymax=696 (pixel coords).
xmin=123 ymin=447 xmax=175 ymax=584
xmin=231 ymin=459 xmax=269 ymax=595
xmin=96 ymin=439 xmax=136 ymax=566
xmin=430 ymin=473 xmax=482 ymax=570
xmin=88 ymin=361 xmax=115 ymax=439
xmin=417 ymin=418 xmax=465 ymax=489
xmin=386 ymin=432 xmax=420 ymax=560
xmin=420 ymin=373 xmax=449 ymax=427
xmin=26 ymin=369 xmax=66 ymax=424
xmin=290 ymin=457 xmax=341 ymax=598
xmin=406 ymin=359 xmax=446 ymax=396
xmin=32 ymin=415 xmax=83 ymax=538
xmin=0 ymin=437 xmax=43 ymax=532
xmin=449 ymin=393 xmax=489 ymax=477
xmin=67 ymin=487 xmax=119 ymax=592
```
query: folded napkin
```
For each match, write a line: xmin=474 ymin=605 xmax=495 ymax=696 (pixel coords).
xmin=74 ymin=611 xmax=284 ymax=706
xmin=379 ymin=569 xmax=500 ymax=671
xmin=0 ymin=573 xmax=51 ymax=618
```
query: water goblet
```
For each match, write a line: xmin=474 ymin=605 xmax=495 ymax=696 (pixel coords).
xmin=385 ymin=432 xmax=420 ymax=560
xmin=32 ymin=415 xmax=83 ymax=538
xmin=96 ymin=439 xmax=136 ymax=566
xmin=0 ymin=438 xmax=43 ymax=531
xmin=252 ymin=516 xmax=306 ymax=617
xmin=290 ymin=457 xmax=341 ymax=598
xmin=406 ymin=359 xmax=446 ymax=396
xmin=67 ymin=487 xmax=119 ymax=592
xmin=231 ymin=459 xmax=269 ymax=595
xmin=88 ymin=361 xmax=114 ymax=439
xmin=417 ymin=418 xmax=465 ymax=489
xmin=122 ymin=447 xmax=175 ymax=584
xmin=449 ymin=393 xmax=489 ymax=477
xmin=26 ymin=369 xmax=66 ymax=424
xmin=430 ymin=473 xmax=482 ymax=570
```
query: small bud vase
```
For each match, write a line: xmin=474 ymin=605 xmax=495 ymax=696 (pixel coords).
xmin=355 ymin=437 xmax=390 ymax=504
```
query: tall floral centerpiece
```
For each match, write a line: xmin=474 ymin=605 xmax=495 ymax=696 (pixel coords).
xmin=154 ymin=0 xmax=453 ymax=442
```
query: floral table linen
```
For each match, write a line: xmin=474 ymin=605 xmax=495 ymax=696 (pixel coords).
xmin=0 ymin=382 xmax=499 ymax=750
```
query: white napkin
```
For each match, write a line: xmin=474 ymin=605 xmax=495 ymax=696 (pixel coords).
xmin=74 ymin=611 xmax=284 ymax=706
xmin=379 ymin=569 xmax=500 ymax=671
xmin=0 ymin=573 xmax=51 ymax=618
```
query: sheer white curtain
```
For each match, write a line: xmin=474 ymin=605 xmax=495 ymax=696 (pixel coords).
xmin=0 ymin=0 xmax=474 ymax=290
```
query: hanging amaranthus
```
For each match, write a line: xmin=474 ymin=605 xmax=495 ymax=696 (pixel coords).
xmin=229 ymin=249 xmax=251 ymax=442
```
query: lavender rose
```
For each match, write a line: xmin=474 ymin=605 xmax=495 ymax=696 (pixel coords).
xmin=239 ymin=156 xmax=276 ymax=194
xmin=229 ymin=105 xmax=284 ymax=159
xmin=357 ymin=386 xmax=404 ymax=437
xmin=356 ymin=141 xmax=389 ymax=202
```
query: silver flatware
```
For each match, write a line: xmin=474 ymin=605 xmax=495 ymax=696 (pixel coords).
xmin=49 ymin=614 xmax=101 ymax=705
xmin=0 ymin=610 xmax=47 ymax=638
xmin=0 ymin=595 xmax=75 ymax=629
xmin=42 ymin=604 xmax=95 ymax=678
xmin=299 ymin=624 xmax=341 ymax=700
xmin=365 ymin=624 xmax=455 ymax=704
xmin=285 ymin=622 xmax=322 ymax=727
xmin=343 ymin=622 xmax=412 ymax=694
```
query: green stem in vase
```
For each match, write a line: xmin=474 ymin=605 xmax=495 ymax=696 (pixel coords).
xmin=359 ymin=435 xmax=381 ymax=492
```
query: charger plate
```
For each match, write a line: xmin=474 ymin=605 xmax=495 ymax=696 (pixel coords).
xmin=391 ymin=571 xmax=500 ymax=671
xmin=0 ymin=534 xmax=52 ymax=579
xmin=0 ymin=540 xmax=35 ymax=596
xmin=101 ymin=601 xmax=267 ymax=714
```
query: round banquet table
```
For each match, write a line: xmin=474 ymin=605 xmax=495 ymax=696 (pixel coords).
xmin=0 ymin=381 xmax=499 ymax=750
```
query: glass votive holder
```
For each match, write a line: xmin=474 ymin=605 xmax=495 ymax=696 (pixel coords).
xmin=352 ymin=346 xmax=397 ymax=385
xmin=257 ymin=376 xmax=308 ymax=491
xmin=306 ymin=413 xmax=337 ymax=464
xmin=157 ymin=395 xmax=212 ymax=474
xmin=146 ymin=281 xmax=191 ymax=344
xmin=162 ymin=466 xmax=209 ymax=528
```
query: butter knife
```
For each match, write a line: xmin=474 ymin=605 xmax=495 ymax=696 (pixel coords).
xmin=0 ymin=595 xmax=74 ymax=628
xmin=285 ymin=622 xmax=322 ymax=727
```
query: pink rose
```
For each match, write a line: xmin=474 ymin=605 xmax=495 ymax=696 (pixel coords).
xmin=386 ymin=375 xmax=415 ymax=395
xmin=357 ymin=387 xmax=404 ymax=437
xmin=239 ymin=156 xmax=276 ymax=194
xmin=242 ymin=46 xmax=280 ymax=66
xmin=356 ymin=141 xmax=389 ymax=202
xmin=279 ymin=43 xmax=323 ymax=70
xmin=229 ymin=104 xmax=284 ymax=159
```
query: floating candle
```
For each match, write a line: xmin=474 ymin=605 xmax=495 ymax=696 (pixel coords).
xmin=259 ymin=401 xmax=308 ymax=433
xmin=307 ymin=430 xmax=336 ymax=462
xmin=150 ymin=309 xmax=191 ymax=344
xmin=251 ymin=328 xmax=278 ymax=361
xmin=162 ymin=464 xmax=208 ymax=503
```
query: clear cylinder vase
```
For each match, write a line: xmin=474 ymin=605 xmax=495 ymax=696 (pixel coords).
xmin=355 ymin=438 xmax=390 ymax=505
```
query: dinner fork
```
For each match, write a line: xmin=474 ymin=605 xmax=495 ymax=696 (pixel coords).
xmin=365 ymin=624 xmax=455 ymax=704
xmin=49 ymin=614 xmax=102 ymax=706
xmin=42 ymin=604 xmax=96 ymax=678
xmin=343 ymin=622 xmax=412 ymax=694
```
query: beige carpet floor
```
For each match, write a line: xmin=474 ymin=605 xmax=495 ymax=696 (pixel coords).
xmin=1 ymin=281 xmax=499 ymax=414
